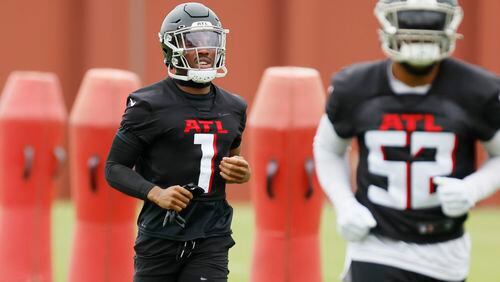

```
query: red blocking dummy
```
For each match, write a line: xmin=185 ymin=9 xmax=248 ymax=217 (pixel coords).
xmin=0 ymin=71 xmax=67 ymax=282
xmin=68 ymin=69 xmax=140 ymax=282
xmin=249 ymin=67 xmax=326 ymax=282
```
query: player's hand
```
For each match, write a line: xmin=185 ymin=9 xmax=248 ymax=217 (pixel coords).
xmin=434 ymin=176 xmax=476 ymax=218
xmin=219 ymin=156 xmax=251 ymax=184
xmin=147 ymin=185 xmax=193 ymax=212
xmin=336 ymin=199 xmax=377 ymax=242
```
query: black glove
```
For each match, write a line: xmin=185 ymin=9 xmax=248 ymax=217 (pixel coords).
xmin=162 ymin=183 xmax=204 ymax=228
xmin=182 ymin=183 xmax=205 ymax=197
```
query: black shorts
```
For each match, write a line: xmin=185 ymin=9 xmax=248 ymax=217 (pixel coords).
xmin=348 ymin=261 xmax=465 ymax=282
xmin=133 ymin=232 xmax=235 ymax=282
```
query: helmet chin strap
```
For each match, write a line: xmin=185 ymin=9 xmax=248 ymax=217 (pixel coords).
xmin=167 ymin=67 xmax=218 ymax=87
xmin=397 ymin=43 xmax=441 ymax=76
xmin=399 ymin=43 xmax=440 ymax=68
xmin=187 ymin=69 xmax=217 ymax=83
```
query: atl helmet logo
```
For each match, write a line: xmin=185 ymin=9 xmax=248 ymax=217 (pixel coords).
xmin=191 ymin=21 xmax=213 ymax=27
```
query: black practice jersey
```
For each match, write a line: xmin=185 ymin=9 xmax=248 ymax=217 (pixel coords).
xmin=326 ymin=58 xmax=500 ymax=243
xmin=114 ymin=77 xmax=247 ymax=240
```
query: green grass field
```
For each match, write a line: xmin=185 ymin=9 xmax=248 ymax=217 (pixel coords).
xmin=52 ymin=201 xmax=500 ymax=281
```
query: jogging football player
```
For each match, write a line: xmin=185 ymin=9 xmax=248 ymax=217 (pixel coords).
xmin=314 ymin=0 xmax=500 ymax=281
xmin=105 ymin=3 xmax=250 ymax=281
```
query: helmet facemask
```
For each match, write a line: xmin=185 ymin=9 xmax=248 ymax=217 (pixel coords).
xmin=375 ymin=0 xmax=463 ymax=67
xmin=160 ymin=22 xmax=229 ymax=83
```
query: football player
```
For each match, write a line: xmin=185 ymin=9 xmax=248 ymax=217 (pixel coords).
xmin=105 ymin=3 xmax=250 ymax=281
xmin=314 ymin=0 xmax=500 ymax=281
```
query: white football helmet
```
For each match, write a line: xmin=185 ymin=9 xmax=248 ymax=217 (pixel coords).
xmin=375 ymin=0 xmax=463 ymax=67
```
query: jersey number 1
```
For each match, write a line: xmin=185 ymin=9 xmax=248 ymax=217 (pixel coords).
xmin=194 ymin=133 xmax=217 ymax=193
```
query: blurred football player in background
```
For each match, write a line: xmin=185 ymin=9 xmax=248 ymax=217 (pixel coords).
xmin=314 ymin=0 xmax=500 ymax=281
xmin=105 ymin=3 xmax=250 ymax=281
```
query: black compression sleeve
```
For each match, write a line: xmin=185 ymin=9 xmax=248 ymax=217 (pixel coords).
xmin=105 ymin=129 xmax=156 ymax=200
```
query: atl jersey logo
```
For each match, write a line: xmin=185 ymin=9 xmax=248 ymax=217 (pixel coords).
xmin=379 ymin=114 xmax=442 ymax=132
xmin=184 ymin=119 xmax=228 ymax=134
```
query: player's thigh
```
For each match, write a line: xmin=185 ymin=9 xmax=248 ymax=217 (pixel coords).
xmin=133 ymin=232 xmax=182 ymax=281
xmin=134 ymin=255 xmax=180 ymax=282
xmin=349 ymin=260 xmax=464 ymax=282
xmin=177 ymin=251 xmax=229 ymax=282
xmin=177 ymin=236 xmax=234 ymax=282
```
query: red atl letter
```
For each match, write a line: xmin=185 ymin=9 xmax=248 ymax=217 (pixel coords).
xmin=380 ymin=114 xmax=404 ymax=130
xmin=215 ymin=121 xmax=228 ymax=134
xmin=198 ymin=120 xmax=214 ymax=133
xmin=401 ymin=114 xmax=423 ymax=132
xmin=424 ymin=115 xmax=442 ymax=132
xmin=184 ymin=119 xmax=201 ymax=133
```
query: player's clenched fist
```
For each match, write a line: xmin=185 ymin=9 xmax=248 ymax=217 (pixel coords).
xmin=147 ymin=185 xmax=193 ymax=212
xmin=219 ymin=156 xmax=251 ymax=184
xmin=336 ymin=198 xmax=377 ymax=242
xmin=434 ymin=176 xmax=477 ymax=218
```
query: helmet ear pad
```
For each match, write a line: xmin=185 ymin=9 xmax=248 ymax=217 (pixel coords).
xmin=161 ymin=33 xmax=185 ymax=67
xmin=161 ymin=44 xmax=172 ymax=66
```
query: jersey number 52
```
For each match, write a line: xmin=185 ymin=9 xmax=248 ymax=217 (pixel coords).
xmin=365 ymin=130 xmax=456 ymax=210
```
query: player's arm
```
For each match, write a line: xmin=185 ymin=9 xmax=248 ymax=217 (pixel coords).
xmin=105 ymin=130 xmax=155 ymax=199
xmin=314 ymin=115 xmax=376 ymax=241
xmin=467 ymin=132 xmax=500 ymax=197
xmin=435 ymin=84 xmax=500 ymax=218
xmin=105 ymin=95 xmax=193 ymax=212
xmin=435 ymin=131 xmax=500 ymax=217
xmin=105 ymin=130 xmax=192 ymax=212
xmin=219 ymin=146 xmax=251 ymax=184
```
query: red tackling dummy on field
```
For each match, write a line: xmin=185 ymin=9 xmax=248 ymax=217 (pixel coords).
xmin=68 ymin=69 xmax=140 ymax=282
xmin=0 ymin=71 xmax=67 ymax=281
xmin=249 ymin=67 xmax=325 ymax=282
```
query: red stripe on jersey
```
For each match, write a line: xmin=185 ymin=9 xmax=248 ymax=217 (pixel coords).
xmin=451 ymin=135 xmax=458 ymax=174
xmin=414 ymin=147 xmax=425 ymax=159
xmin=406 ymin=131 xmax=411 ymax=209
xmin=208 ymin=134 xmax=218 ymax=193
xmin=429 ymin=177 xmax=435 ymax=194
xmin=406 ymin=160 xmax=412 ymax=210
